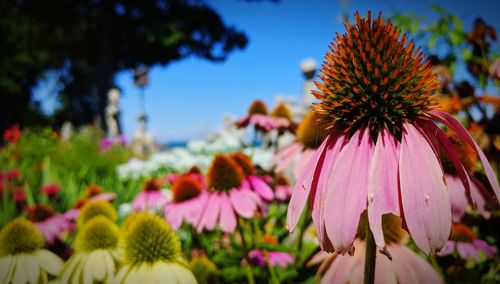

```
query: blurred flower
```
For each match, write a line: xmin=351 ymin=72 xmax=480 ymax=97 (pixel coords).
xmin=60 ymin=216 xmax=121 ymax=283
xmin=114 ymin=213 xmax=196 ymax=284
xmin=467 ymin=18 xmax=497 ymax=78
xmin=100 ymin=135 xmax=128 ymax=152
xmin=190 ymin=256 xmax=219 ymax=284
xmin=197 ymin=154 xmax=260 ymax=233
xmin=230 ymin=152 xmax=274 ymax=202
xmin=164 ymin=174 xmax=207 ymax=229
xmin=287 ymin=12 xmax=499 ymax=255
xmin=446 ymin=175 xmax=490 ymax=221
xmin=244 ymin=236 xmax=294 ymax=268
xmin=40 ymin=184 xmax=61 ymax=199
xmin=132 ymin=178 xmax=170 ymax=212
xmin=311 ymin=239 xmax=443 ymax=284
xmin=271 ymin=102 xmax=295 ymax=132
xmin=237 ymin=100 xmax=289 ymax=132
xmin=84 ymin=184 xmax=117 ymax=202
xmin=77 ymin=200 xmax=118 ymax=227
xmin=438 ymin=223 xmax=497 ymax=260
xmin=3 ymin=124 xmax=21 ymax=144
xmin=273 ymin=174 xmax=292 ymax=201
xmin=28 ymin=204 xmax=74 ymax=245
xmin=0 ymin=218 xmax=64 ymax=283
xmin=489 ymin=58 xmax=500 ymax=79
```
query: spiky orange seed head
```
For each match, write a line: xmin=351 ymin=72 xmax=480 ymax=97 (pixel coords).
xmin=450 ymin=223 xmax=476 ymax=243
xmin=143 ymin=178 xmax=161 ymax=192
xmin=248 ymin=100 xmax=269 ymax=115
xmin=85 ymin=184 xmax=104 ymax=198
xmin=207 ymin=154 xmax=244 ymax=191
xmin=229 ymin=152 xmax=255 ymax=177
xmin=314 ymin=11 xmax=439 ymax=136
xmin=171 ymin=175 xmax=203 ymax=203
xmin=28 ymin=204 xmax=55 ymax=222
xmin=271 ymin=103 xmax=293 ymax=120
xmin=296 ymin=111 xmax=329 ymax=149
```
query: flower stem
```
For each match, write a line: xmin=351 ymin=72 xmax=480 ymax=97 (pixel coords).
xmin=238 ymin=220 xmax=255 ymax=284
xmin=364 ymin=219 xmax=376 ymax=284
xmin=263 ymin=251 xmax=280 ymax=284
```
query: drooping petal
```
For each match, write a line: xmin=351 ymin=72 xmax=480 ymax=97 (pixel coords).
xmin=197 ymin=193 xmax=220 ymax=232
xmin=165 ymin=204 xmax=183 ymax=230
xmin=286 ymin=135 xmax=330 ymax=232
xmin=230 ymin=189 xmax=256 ymax=218
xmin=393 ymin=244 xmax=444 ymax=284
xmin=429 ymin=110 xmax=500 ymax=199
xmin=248 ymin=176 xmax=274 ymax=201
xmin=399 ymin=123 xmax=451 ymax=254
xmin=310 ymin=134 xmax=346 ymax=252
xmin=470 ymin=177 xmax=491 ymax=219
xmin=368 ymin=129 xmax=401 ymax=248
xmin=324 ymin=129 xmax=374 ymax=253
xmin=457 ymin=243 xmax=480 ymax=260
xmin=219 ymin=193 xmax=237 ymax=233
xmin=445 ymin=175 xmax=468 ymax=222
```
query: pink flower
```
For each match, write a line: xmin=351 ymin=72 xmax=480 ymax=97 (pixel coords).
xmin=230 ymin=152 xmax=274 ymax=202
xmin=246 ymin=250 xmax=294 ymax=268
xmin=312 ymin=240 xmax=444 ymax=284
xmin=273 ymin=174 xmax=292 ymax=201
xmin=287 ymin=12 xmax=499 ymax=255
xmin=164 ymin=175 xmax=208 ymax=229
xmin=132 ymin=178 xmax=170 ymax=212
xmin=237 ymin=100 xmax=289 ymax=132
xmin=445 ymin=174 xmax=490 ymax=222
xmin=29 ymin=204 xmax=74 ymax=244
xmin=438 ymin=223 xmax=497 ymax=260
xmin=197 ymin=154 xmax=261 ymax=233
xmin=40 ymin=184 xmax=61 ymax=199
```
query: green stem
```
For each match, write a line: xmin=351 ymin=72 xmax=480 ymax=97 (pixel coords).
xmin=238 ymin=220 xmax=255 ymax=284
xmin=263 ymin=251 xmax=280 ymax=284
xmin=364 ymin=219 xmax=376 ymax=284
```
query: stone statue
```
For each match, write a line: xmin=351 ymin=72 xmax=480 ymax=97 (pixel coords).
xmin=105 ymin=88 xmax=121 ymax=138
xmin=132 ymin=113 xmax=157 ymax=158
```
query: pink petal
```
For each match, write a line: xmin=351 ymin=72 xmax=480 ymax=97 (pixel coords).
xmin=184 ymin=192 xmax=208 ymax=225
xmin=165 ymin=204 xmax=183 ymax=230
xmin=368 ymin=128 xmax=401 ymax=249
xmin=445 ymin=175 xmax=468 ymax=222
xmin=293 ymin=149 xmax=315 ymax=178
xmin=197 ymin=193 xmax=220 ymax=232
xmin=248 ymin=176 xmax=274 ymax=201
xmin=218 ymin=193 xmax=237 ymax=233
xmin=422 ymin=121 xmax=471 ymax=191
xmin=230 ymin=189 xmax=256 ymax=218
xmin=374 ymin=249 xmax=397 ymax=284
xmin=321 ymin=253 xmax=353 ymax=284
xmin=429 ymin=110 xmax=500 ymax=200
xmin=310 ymin=134 xmax=347 ymax=252
xmin=395 ymin=244 xmax=444 ymax=284
xmin=399 ymin=123 xmax=451 ymax=254
xmin=470 ymin=177 xmax=491 ymax=219
xmin=324 ymin=129 xmax=374 ymax=253
xmin=286 ymin=134 xmax=330 ymax=232
xmin=437 ymin=240 xmax=455 ymax=256
xmin=457 ymin=242 xmax=480 ymax=260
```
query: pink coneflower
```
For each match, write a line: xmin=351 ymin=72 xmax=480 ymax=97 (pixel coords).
xmin=197 ymin=154 xmax=260 ymax=233
xmin=244 ymin=236 xmax=294 ymax=268
xmin=273 ymin=174 xmax=292 ymax=201
xmin=28 ymin=204 xmax=74 ymax=244
xmin=237 ymin=100 xmax=284 ymax=132
xmin=64 ymin=185 xmax=118 ymax=221
xmin=164 ymin=166 xmax=205 ymax=186
xmin=311 ymin=239 xmax=443 ymax=284
xmin=132 ymin=178 xmax=170 ymax=212
xmin=230 ymin=152 xmax=274 ymax=202
xmin=274 ymin=110 xmax=328 ymax=179
xmin=271 ymin=102 xmax=296 ymax=133
xmin=446 ymin=175 xmax=490 ymax=222
xmin=438 ymin=223 xmax=497 ymax=260
xmin=40 ymin=184 xmax=61 ymax=199
xmin=287 ymin=12 xmax=499 ymax=255
xmin=164 ymin=175 xmax=208 ymax=229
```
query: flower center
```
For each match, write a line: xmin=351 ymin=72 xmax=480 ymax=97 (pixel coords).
xmin=78 ymin=200 xmax=118 ymax=227
xmin=207 ymin=154 xmax=244 ymax=191
xmin=0 ymin=218 xmax=45 ymax=255
xmin=248 ymin=100 xmax=269 ymax=115
xmin=124 ymin=213 xmax=181 ymax=265
xmin=190 ymin=256 xmax=218 ymax=284
xmin=172 ymin=175 xmax=203 ymax=203
xmin=296 ymin=111 xmax=328 ymax=149
xmin=229 ymin=152 xmax=255 ymax=177
xmin=72 ymin=198 xmax=87 ymax=209
xmin=28 ymin=204 xmax=55 ymax=222
xmin=261 ymin=235 xmax=279 ymax=245
xmin=85 ymin=184 xmax=104 ymax=198
xmin=143 ymin=178 xmax=161 ymax=192
xmin=76 ymin=216 xmax=120 ymax=252
xmin=271 ymin=103 xmax=292 ymax=120
xmin=187 ymin=166 xmax=202 ymax=174
xmin=314 ymin=11 xmax=439 ymax=136
xmin=450 ymin=223 xmax=476 ymax=243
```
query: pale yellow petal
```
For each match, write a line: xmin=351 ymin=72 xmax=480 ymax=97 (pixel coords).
xmin=151 ymin=263 xmax=176 ymax=284
xmin=60 ymin=253 xmax=84 ymax=284
xmin=170 ymin=263 xmax=197 ymax=284
xmin=0 ymin=256 xmax=14 ymax=283
xmin=39 ymin=270 xmax=48 ymax=284
xmin=82 ymin=256 xmax=93 ymax=284
xmin=113 ymin=265 xmax=131 ymax=284
xmin=13 ymin=255 xmax=28 ymax=284
xmin=23 ymin=254 xmax=40 ymax=283
xmin=86 ymin=251 xmax=106 ymax=282
xmin=124 ymin=266 xmax=141 ymax=284
xmin=102 ymin=251 xmax=116 ymax=282
xmin=35 ymin=250 xmax=64 ymax=276
xmin=137 ymin=263 xmax=155 ymax=284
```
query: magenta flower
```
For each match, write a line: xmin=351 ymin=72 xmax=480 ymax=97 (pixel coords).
xmin=164 ymin=174 xmax=208 ymax=229
xmin=40 ymin=184 xmax=61 ymax=199
xmin=287 ymin=12 xmax=499 ymax=255
xmin=29 ymin=204 xmax=74 ymax=244
xmin=246 ymin=249 xmax=294 ymax=268
xmin=273 ymin=174 xmax=293 ymax=201
xmin=438 ymin=224 xmax=497 ymax=260
xmin=132 ymin=178 xmax=170 ymax=212
xmin=197 ymin=154 xmax=261 ymax=233
xmin=230 ymin=152 xmax=274 ymax=202
xmin=311 ymin=239 xmax=444 ymax=284
xmin=237 ymin=100 xmax=289 ymax=132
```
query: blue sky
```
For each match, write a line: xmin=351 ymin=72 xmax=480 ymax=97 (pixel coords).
xmin=35 ymin=0 xmax=500 ymax=143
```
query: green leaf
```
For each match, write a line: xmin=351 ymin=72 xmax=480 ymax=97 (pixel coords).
xmin=254 ymin=242 xmax=298 ymax=254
